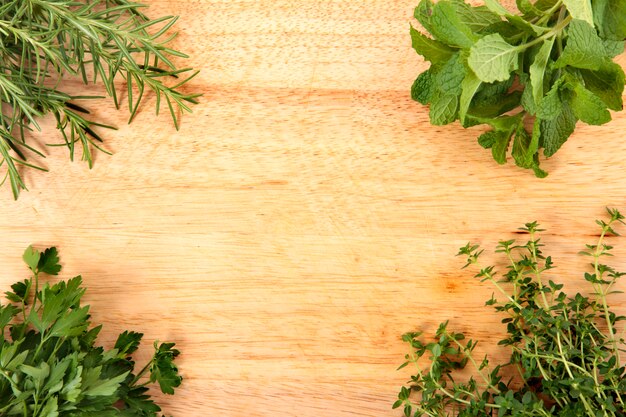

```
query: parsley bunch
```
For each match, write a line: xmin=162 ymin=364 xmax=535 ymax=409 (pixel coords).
xmin=410 ymin=0 xmax=626 ymax=176
xmin=0 ymin=0 xmax=199 ymax=198
xmin=0 ymin=246 xmax=182 ymax=416
xmin=394 ymin=208 xmax=626 ymax=416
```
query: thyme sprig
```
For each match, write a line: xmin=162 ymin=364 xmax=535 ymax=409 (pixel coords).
xmin=395 ymin=208 xmax=626 ymax=416
xmin=0 ymin=0 xmax=200 ymax=198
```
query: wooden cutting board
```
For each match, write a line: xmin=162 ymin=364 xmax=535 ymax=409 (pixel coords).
xmin=1 ymin=1 xmax=626 ymax=416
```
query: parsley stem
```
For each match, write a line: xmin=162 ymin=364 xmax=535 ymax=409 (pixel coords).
xmin=129 ymin=358 xmax=153 ymax=386
xmin=0 ymin=370 xmax=19 ymax=391
xmin=31 ymin=271 xmax=39 ymax=313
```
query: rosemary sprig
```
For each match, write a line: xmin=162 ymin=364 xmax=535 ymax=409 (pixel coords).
xmin=0 ymin=0 xmax=200 ymax=198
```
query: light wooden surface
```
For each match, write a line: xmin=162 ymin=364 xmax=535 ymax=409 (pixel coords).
xmin=2 ymin=1 xmax=626 ymax=416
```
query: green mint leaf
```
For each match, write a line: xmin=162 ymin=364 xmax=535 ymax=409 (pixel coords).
xmin=593 ymin=0 xmax=626 ymax=40
xmin=470 ymin=114 xmax=522 ymax=132
xmin=537 ymin=78 xmax=564 ymax=120
xmin=459 ymin=72 xmax=482 ymax=123
xmin=569 ymin=82 xmax=612 ymax=125
xmin=555 ymin=19 xmax=608 ymax=70
xmin=411 ymin=69 xmax=436 ymax=105
xmin=468 ymin=115 xmax=524 ymax=165
xmin=474 ymin=115 xmax=521 ymax=164
xmin=414 ymin=0 xmax=435 ymax=33
xmin=521 ymin=78 xmax=537 ymax=116
xmin=23 ymin=245 xmax=41 ymax=272
xmin=563 ymin=0 xmax=594 ymax=26
xmin=435 ymin=53 xmax=466 ymax=96
xmin=468 ymin=34 xmax=519 ymax=82
xmin=483 ymin=0 xmax=547 ymax=35
xmin=580 ymin=62 xmax=625 ymax=111
xmin=472 ymin=75 xmax=514 ymax=101
xmin=484 ymin=20 xmax=526 ymax=40
xmin=508 ymin=15 xmax=549 ymax=36
xmin=541 ymin=102 xmax=577 ymax=157
xmin=468 ymin=76 xmax=520 ymax=119
xmin=429 ymin=92 xmax=458 ymax=125
xmin=512 ymin=121 xmax=540 ymax=169
xmin=428 ymin=54 xmax=466 ymax=125
xmin=602 ymin=39 xmax=625 ymax=57
xmin=410 ymin=25 xmax=455 ymax=64
xmin=491 ymin=129 xmax=514 ymax=164
xmin=468 ymin=91 xmax=521 ymax=120
xmin=430 ymin=0 xmax=477 ymax=48
xmin=38 ymin=247 xmax=61 ymax=275
xmin=483 ymin=0 xmax=509 ymax=15
xmin=478 ymin=130 xmax=498 ymax=149
xmin=532 ymin=162 xmax=548 ymax=178
xmin=454 ymin=4 xmax=502 ymax=33
xmin=529 ymin=38 xmax=555 ymax=104
xmin=516 ymin=0 xmax=538 ymax=14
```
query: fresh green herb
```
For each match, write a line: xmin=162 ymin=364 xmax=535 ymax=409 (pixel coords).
xmin=410 ymin=0 xmax=626 ymax=176
xmin=394 ymin=208 xmax=626 ymax=416
xmin=0 ymin=1 xmax=200 ymax=198
xmin=0 ymin=245 xmax=182 ymax=416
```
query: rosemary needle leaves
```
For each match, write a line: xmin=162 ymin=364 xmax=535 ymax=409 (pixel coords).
xmin=0 ymin=0 xmax=200 ymax=198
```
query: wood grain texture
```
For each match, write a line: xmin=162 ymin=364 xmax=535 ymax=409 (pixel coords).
xmin=1 ymin=1 xmax=626 ymax=416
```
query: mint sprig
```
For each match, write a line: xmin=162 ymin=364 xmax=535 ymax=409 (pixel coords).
xmin=410 ymin=0 xmax=626 ymax=176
